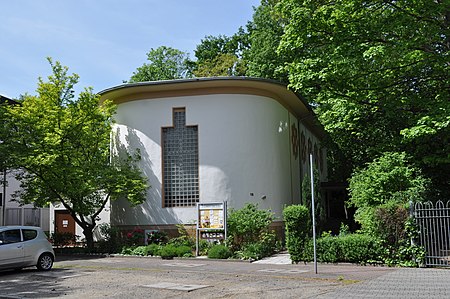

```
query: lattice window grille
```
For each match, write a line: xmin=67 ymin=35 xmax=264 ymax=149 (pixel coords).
xmin=162 ymin=109 xmax=199 ymax=207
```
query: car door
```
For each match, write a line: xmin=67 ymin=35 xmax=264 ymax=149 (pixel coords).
xmin=21 ymin=228 xmax=40 ymax=266
xmin=0 ymin=229 xmax=25 ymax=270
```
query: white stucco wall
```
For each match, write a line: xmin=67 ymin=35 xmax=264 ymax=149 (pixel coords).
xmin=111 ymin=93 xmax=302 ymax=226
xmin=49 ymin=203 xmax=110 ymax=241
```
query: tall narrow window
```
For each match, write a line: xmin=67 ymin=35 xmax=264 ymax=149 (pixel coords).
xmin=162 ymin=108 xmax=199 ymax=207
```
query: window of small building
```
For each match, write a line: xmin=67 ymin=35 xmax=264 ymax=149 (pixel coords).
xmin=162 ymin=108 xmax=199 ymax=207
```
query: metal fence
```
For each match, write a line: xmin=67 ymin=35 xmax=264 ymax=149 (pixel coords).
xmin=414 ymin=201 xmax=450 ymax=267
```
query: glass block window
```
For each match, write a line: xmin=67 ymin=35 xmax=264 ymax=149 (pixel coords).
xmin=162 ymin=108 xmax=199 ymax=207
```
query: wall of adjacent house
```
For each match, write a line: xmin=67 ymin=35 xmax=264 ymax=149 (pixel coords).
xmin=1 ymin=171 xmax=50 ymax=231
xmin=110 ymin=93 xmax=322 ymax=227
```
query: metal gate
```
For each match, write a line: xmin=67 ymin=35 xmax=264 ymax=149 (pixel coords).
xmin=414 ymin=201 xmax=450 ymax=267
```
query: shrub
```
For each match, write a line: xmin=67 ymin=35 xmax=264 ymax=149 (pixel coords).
xmin=198 ymin=239 xmax=211 ymax=256
xmin=51 ymin=232 xmax=78 ymax=247
xmin=237 ymin=242 xmax=265 ymax=260
xmin=146 ymin=230 xmax=168 ymax=245
xmin=125 ymin=227 xmax=145 ymax=246
xmin=349 ymin=152 xmax=429 ymax=234
xmin=208 ymin=244 xmax=232 ymax=259
xmin=176 ymin=245 xmax=193 ymax=257
xmin=283 ymin=205 xmax=310 ymax=263
xmin=120 ymin=246 xmax=135 ymax=255
xmin=227 ymin=203 xmax=274 ymax=252
xmin=146 ymin=243 xmax=162 ymax=256
xmin=131 ymin=246 xmax=148 ymax=256
xmin=159 ymin=244 xmax=178 ymax=259
xmin=316 ymin=233 xmax=339 ymax=263
xmin=338 ymin=234 xmax=382 ymax=264
xmin=97 ymin=223 xmax=124 ymax=253
xmin=302 ymin=233 xmax=383 ymax=264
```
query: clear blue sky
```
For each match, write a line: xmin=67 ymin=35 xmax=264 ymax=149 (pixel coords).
xmin=0 ymin=0 xmax=260 ymax=99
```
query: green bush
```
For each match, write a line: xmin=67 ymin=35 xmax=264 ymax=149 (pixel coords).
xmin=227 ymin=203 xmax=274 ymax=252
xmin=283 ymin=205 xmax=310 ymax=263
xmin=338 ymin=234 xmax=382 ymax=264
xmin=159 ymin=244 xmax=178 ymax=259
xmin=198 ymin=239 xmax=211 ymax=256
xmin=176 ymin=245 xmax=193 ymax=257
xmin=146 ymin=230 xmax=168 ymax=245
xmin=97 ymin=223 xmax=124 ymax=254
xmin=237 ymin=242 xmax=265 ymax=260
xmin=146 ymin=243 xmax=162 ymax=256
xmin=302 ymin=233 xmax=383 ymax=264
xmin=316 ymin=233 xmax=339 ymax=263
xmin=208 ymin=244 xmax=232 ymax=259
xmin=120 ymin=246 xmax=135 ymax=255
xmin=51 ymin=232 xmax=77 ymax=247
xmin=131 ymin=246 xmax=148 ymax=256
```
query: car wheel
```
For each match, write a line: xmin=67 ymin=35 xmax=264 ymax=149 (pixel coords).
xmin=37 ymin=253 xmax=54 ymax=271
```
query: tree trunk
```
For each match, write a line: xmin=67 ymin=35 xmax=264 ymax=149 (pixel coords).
xmin=83 ymin=227 xmax=95 ymax=252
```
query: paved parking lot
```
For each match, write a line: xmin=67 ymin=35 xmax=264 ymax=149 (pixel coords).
xmin=1 ymin=255 xmax=449 ymax=298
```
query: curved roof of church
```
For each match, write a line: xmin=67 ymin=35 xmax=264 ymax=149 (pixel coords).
xmin=99 ymin=77 xmax=326 ymax=138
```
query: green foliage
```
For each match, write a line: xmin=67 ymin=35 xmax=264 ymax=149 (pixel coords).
xmin=301 ymin=170 xmax=326 ymax=232
xmin=146 ymin=243 xmax=162 ymax=256
xmin=146 ymin=230 xmax=168 ymax=245
xmin=167 ymin=224 xmax=195 ymax=247
xmin=226 ymin=203 xmax=274 ymax=252
xmin=236 ymin=231 xmax=278 ymax=261
xmin=349 ymin=152 xmax=429 ymax=233
xmin=96 ymin=223 xmax=124 ymax=254
xmin=302 ymin=233 xmax=383 ymax=265
xmin=243 ymin=0 xmax=288 ymax=82
xmin=0 ymin=59 xmax=148 ymax=249
xmin=207 ymin=244 xmax=232 ymax=259
xmin=380 ymin=217 xmax=426 ymax=267
xmin=128 ymin=46 xmax=193 ymax=82
xmin=194 ymin=29 xmax=248 ymax=77
xmin=51 ymin=232 xmax=77 ymax=248
xmin=125 ymin=227 xmax=145 ymax=246
xmin=131 ymin=246 xmax=148 ymax=256
xmin=159 ymin=244 xmax=179 ymax=259
xmin=198 ymin=239 xmax=211 ymax=256
xmin=283 ymin=205 xmax=310 ymax=263
xmin=175 ymin=245 xmax=194 ymax=258
xmin=276 ymin=0 xmax=449 ymax=198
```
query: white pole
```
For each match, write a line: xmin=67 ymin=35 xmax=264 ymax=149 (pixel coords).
xmin=310 ymin=153 xmax=317 ymax=274
xmin=2 ymin=170 xmax=6 ymax=226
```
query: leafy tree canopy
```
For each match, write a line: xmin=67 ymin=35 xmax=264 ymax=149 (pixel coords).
xmin=276 ymin=0 xmax=449 ymax=197
xmin=0 ymin=59 xmax=148 ymax=248
xmin=128 ymin=46 xmax=193 ymax=82
xmin=243 ymin=0 xmax=289 ymax=82
xmin=193 ymin=29 xmax=249 ymax=77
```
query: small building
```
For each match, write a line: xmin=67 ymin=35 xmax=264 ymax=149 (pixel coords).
xmin=98 ymin=77 xmax=328 ymax=235
xmin=0 ymin=95 xmax=50 ymax=230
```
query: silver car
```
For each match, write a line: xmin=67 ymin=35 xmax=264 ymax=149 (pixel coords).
xmin=0 ymin=226 xmax=55 ymax=271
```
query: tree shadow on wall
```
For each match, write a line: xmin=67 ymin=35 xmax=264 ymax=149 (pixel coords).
xmin=111 ymin=126 xmax=180 ymax=226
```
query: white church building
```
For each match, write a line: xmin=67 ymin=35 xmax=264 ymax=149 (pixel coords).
xmin=98 ymin=77 xmax=328 ymax=234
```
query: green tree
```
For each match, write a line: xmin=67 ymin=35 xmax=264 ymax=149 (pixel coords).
xmin=277 ymin=0 xmax=450 ymax=196
xmin=243 ymin=0 xmax=288 ymax=82
xmin=193 ymin=29 xmax=249 ymax=77
xmin=0 ymin=59 xmax=148 ymax=249
xmin=128 ymin=46 xmax=193 ymax=82
xmin=348 ymin=152 xmax=429 ymax=233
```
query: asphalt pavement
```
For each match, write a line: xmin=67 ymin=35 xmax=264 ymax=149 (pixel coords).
xmin=1 ymin=253 xmax=449 ymax=298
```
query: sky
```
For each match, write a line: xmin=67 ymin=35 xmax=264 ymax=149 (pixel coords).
xmin=0 ymin=0 xmax=260 ymax=99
